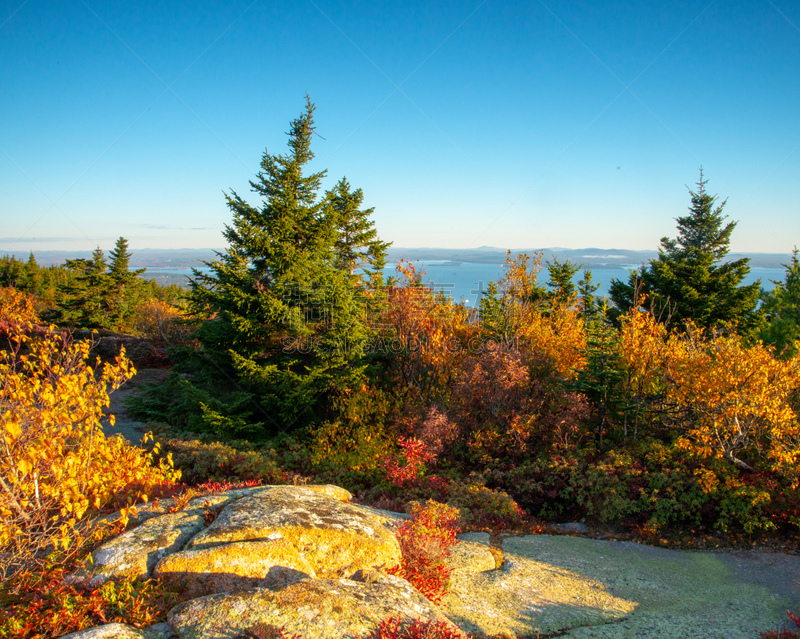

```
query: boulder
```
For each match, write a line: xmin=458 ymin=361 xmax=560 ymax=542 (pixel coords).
xmin=58 ymin=624 xmax=149 ymax=639
xmin=153 ymin=539 xmax=317 ymax=596
xmin=76 ymin=508 xmax=208 ymax=586
xmin=58 ymin=623 xmax=176 ymax=639
xmin=184 ymin=486 xmax=402 ymax=578
xmin=167 ymin=574 xmax=458 ymax=639
xmin=62 ymin=486 xmax=797 ymax=639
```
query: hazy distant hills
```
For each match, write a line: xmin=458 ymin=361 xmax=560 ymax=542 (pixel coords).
xmin=8 ymin=247 xmax=792 ymax=288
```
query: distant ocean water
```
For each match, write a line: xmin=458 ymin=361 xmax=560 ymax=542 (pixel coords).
xmin=387 ymin=261 xmax=785 ymax=309
xmin=143 ymin=261 xmax=785 ymax=308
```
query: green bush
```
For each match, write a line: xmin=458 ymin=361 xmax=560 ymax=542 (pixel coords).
xmin=157 ymin=437 xmax=286 ymax=486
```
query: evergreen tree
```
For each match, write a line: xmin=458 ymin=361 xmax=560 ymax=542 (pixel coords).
xmin=327 ymin=177 xmax=390 ymax=281
xmin=106 ymin=237 xmax=146 ymax=329
xmin=545 ymin=257 xmax=580 ymax=299
xmin=609 ymin=170 xmax=760 ymax=332
xmin=0 ymin=255 xmax=24 ymax=289
xmin=577 ymin=268 xmax=601 ymax=321
xmin=23 ymin=253 xmax=41 ymax=296
xmin=187 ymin=98 xmax=380 ymax=436
xmin=759 ymin=247 xmax=800 ymax=358
xmin=570 ymin=310 xmax=625 ymax=444
xmin=51 ymin=247 xmax=110 ymax=328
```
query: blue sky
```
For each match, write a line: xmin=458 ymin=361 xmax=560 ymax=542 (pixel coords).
xmin=1 ymin=0 xmax=798 ymax=255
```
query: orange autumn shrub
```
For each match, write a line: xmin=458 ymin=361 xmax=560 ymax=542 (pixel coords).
xmin=383 ymin=261 xmax=476 ymax=404
xmin=0 ymin=300 xmax=179 ymax=576
xmin=617 ymin=306 xmax=671 ymax=437
xmin=484 ymin=253 xmax=586 ymax=379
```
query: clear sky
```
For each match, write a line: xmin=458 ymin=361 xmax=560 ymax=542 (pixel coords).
xmin=1 ymin=0 xmax=798 ymax=255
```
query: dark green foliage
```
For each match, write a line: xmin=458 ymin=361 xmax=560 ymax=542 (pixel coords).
xmin=328 ymin=177 xmax=391 ymax=281
xmin=106 ymin=237 xmax=147 ymax=328
xmin=610 ymin=170 xmax=761 ymax=332
xmin=43 ymin=238 xmax=146 ymax=331
xmin=182 ymin=97 xmax=385 ymax=438
xmin=577 ymin=268 xmax=600 ymax=320
xmin=0 ymin=254 xmax=71 ymax=305
xmin=545 ymin=257 xmax=580 ymax=299
xmin=49 ymin=247 xmax=111 ymax=329
xmin=759 ymin=247 xmax=800 ymax=358
xmin=570 ymin=315 xmax=625 ymax=443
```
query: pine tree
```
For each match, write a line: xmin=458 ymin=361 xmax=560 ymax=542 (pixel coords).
xmin=186 ymin=97 xmax=380 ymax=436
xmin=107 ymin=237 xmax=146 ymax=330
xmin=577 ymin=268 xmax=601 ymax=321
xmin=51 ymin=247 xmax=110 ymax=329
xmin=327 ymin=177 xmax=391 ymax=282
xmin=610 ymin=170 xmax=761 ymax=332
xmin=759 ymin=247 xmax=800 ymax=358
xmin=545 ymin=257 xmax=580 ymax=300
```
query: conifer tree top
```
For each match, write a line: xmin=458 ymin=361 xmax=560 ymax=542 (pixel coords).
xmin=661 ymin=168 xmax=735 ymax=262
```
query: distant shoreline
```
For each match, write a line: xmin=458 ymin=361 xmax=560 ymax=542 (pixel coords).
xmin=3 ymin=246 xmax=794 ymax=271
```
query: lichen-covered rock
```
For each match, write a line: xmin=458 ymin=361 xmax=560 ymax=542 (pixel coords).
xmin=167 ymin=575 xmax=458 ymax=639
xmin=58 ymin=623 xmax=149 ymax=639
xmin=77 ymin=509 xmax=207 ymax=585
xmin=186 ymin=486 xmax=402 ymax=578
xmin=295 ymin=484 xmax=352 ymax=502
xmin=153 ymin=539 xmax=317 ymax=596
xmin=509 ymin=535 xmax=794 ymax=639
xmin=438 ymin=537 xmax=636 ymax=637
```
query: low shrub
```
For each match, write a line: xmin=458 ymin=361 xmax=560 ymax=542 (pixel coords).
xmin=388 ymin=500 xmax=460 ymax=603
xmin=445 ymin=480 xmax=527 ymax=532
xmin=361 ymin=617 xmax=468 ymax=639
xmin=309 ymin=418 xmax=394 ymax=473
xmin=157 ymin=437 xmax=287 ymax=486
xmin=0 ymin=568 xmax=185 ymax=639
xmin=489 ymin=440 xmax=797 ymax=537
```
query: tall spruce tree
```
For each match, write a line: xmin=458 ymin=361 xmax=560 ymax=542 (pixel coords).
xmin=577 ymin=268 xmax=601 ymax=321
xmin=610 ymin=170 xmax=760 ymax=332
xmin=187 ymin=97 xmax=379 ymax=436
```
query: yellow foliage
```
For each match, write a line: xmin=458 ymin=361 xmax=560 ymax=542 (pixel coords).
xmin=0 ymin=287 xmax=39 ymax=335
xmin=0 ymin=299 xmax=179 ymax=571
xmin=493 ymin=253 xmax=586 ymax=378
xmin=519 ymin=299 xmax=586 ymax=379
xmin=618 ymin=306 xmax=669 ymax=395
xmin=131 ymin=298 xmax=194 ymax=344
xmin=666 ymin=325 xmax=800 ymax=480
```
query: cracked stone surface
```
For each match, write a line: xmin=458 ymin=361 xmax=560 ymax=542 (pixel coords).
xmin=185 ymin=485 xmax=403 ymax=578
